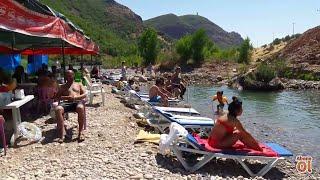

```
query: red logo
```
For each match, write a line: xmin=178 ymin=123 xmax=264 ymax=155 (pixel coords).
xmin=296 ymin=155 xmax=312 ymax=173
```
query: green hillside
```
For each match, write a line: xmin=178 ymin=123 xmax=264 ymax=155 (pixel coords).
xmin=40 ymin=0 xmax=144 ymax=56
xmin=145 ymin=14 xmax=244 ymax=48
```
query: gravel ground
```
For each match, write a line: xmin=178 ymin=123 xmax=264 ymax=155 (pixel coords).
xmin=0 ymin=85 xmax=319 ymax=179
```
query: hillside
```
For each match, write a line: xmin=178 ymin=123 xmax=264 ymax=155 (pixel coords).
xmin=280 ymin=26 xmax=320 ymax=75
xmin=144 ymin=14 xmax=244 ymax=48
xmin=40 ymin=0 xmax=144 ymax=55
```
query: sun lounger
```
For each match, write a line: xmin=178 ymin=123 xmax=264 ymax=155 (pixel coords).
xmin=147 ymin=108 xmax=214 ymax=134
xmin=170 ymin=131 xmax=293 ymax=177
xmin=126 ymin=90 xmax=180 ymax=106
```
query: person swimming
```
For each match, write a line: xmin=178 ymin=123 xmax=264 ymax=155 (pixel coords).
xmin=212 ymin=91 xmax=228 ymax=113
xmin=208 ymin=97 xmax=262 ymax=151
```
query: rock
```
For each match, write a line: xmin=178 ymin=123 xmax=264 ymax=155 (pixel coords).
xmin=129 ymin=173 xmax=144 ymax=179
xmin=144 ymin=174 xmax=154 ymax=179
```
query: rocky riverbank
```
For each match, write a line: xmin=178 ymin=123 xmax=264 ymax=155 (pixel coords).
xmin=1 ymin=85 xmax=318 ymax=179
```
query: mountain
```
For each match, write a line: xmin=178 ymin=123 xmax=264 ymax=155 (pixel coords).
xmin=279 ymin=26 xmax=320 ymax=75
xmin=40 ymin=0 xmax=144 ymax=55
xmin=144 ymin=14 xmax=244 ymax=48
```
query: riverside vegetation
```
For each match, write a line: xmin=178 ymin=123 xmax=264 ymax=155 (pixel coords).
xmin=39 ymin=0 xmax=320 ymax=90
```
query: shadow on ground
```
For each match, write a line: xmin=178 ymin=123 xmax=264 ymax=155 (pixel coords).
xmin=155 ymin=153 xmax=286 ymax=179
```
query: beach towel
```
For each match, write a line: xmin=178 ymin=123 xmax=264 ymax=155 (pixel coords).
xmin=192 ymin=133 xmax=278 ymax=157
xmin=135 ymin=130 xmax=161 ymax=144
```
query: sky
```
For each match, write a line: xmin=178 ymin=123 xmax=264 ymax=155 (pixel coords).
xmin=116 ymin=0 xmax=320 ymax=47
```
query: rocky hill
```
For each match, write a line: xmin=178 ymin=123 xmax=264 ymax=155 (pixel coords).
xmin=40 ymin=0 xmax=144 ymax=54
xmin=144 ymin=14 xmax=244 ymax=48
xmin=279 ymin=26 xmax=320 ymax=75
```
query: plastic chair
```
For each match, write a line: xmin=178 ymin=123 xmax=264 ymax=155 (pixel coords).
xmin=0 ymin=115 xmax=7 ymax=155
xmin=83 ymin=77 xmax=105 ymax=106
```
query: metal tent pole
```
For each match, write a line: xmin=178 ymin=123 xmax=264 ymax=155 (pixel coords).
xmin=62 ymin=40 xmax=66 ymax=78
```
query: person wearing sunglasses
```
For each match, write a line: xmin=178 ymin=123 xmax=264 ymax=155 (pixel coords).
xmin=208 ymin=96 xmax=262 ymax=151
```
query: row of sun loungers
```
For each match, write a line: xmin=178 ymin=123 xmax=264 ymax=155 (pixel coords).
xmin=119 ymin=89 xmax=293 ymax=177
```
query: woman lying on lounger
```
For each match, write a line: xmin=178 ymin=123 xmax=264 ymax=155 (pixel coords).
xmin=208 ymin=97 xmax=263 ymax=151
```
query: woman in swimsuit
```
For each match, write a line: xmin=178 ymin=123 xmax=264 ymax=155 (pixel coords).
xmin=208 ymin=97 xmax=262 ymax=151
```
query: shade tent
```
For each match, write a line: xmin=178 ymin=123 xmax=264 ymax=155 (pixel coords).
xmin=0 ymin=54 xmax=21 ymax=72
xmin=0 ymin=0 xmax=99 ymax=55
xmin=27 ymin=55 xmax=48 ymax=74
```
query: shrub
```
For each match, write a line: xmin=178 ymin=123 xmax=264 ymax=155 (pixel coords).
xmin=238 ymin=37 xmax=252 ymax=64
xmin=191 ymin=29 xmax=209 ymax=65
xmin=175 ymin=35 xmax=193 ymax=64
xmin=138 ymin=28 xmax=159 ymax=66
xmin=255 ymin=63 xmax=276 ymax=82
xmin=239 ymin=64 xmax=249 ymax=75
xmin=272 ymin=38 xmax=282 ymax=45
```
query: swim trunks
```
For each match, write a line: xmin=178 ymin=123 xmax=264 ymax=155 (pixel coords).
xmin=149 ymin=96 xmax=161 ymax=102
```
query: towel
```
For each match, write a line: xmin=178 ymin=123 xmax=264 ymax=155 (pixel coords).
xmin=193 ymin=133 xmax=278 ymax=157
xmin=135 ymin=130 xmax=161 ymax=144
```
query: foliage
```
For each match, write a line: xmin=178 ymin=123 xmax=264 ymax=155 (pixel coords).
xmin=175 ymin=35 xmax=193 ymax=63
xmin=40 ymin=0 xmax=140 ymax=56
xmin=138 ymin=28 xmax=159 ymax=66
xmin=272 ymin=38 xmax=282 ymax=45
xmin=102 ymin=55 xmax=142 ymax=69
xmin=238 ymin=37 xmax=252 ymax=64
xmin=239 ymin=64 xmax=249 ymax=75
xmin=255 ymin=62 xmax=276 ymax=82
xmin=191 ymin=29 xmax=209 ymax=64
xmin=212 ymin=48 xmax=238 ymax=62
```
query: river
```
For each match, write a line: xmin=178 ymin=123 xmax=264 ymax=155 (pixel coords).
xmin=185 ymin=85 xmax=320 ymax=169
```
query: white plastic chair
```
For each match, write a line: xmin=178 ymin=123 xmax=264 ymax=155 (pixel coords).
xmin=84 ymin=77 xmax=105 ymax=106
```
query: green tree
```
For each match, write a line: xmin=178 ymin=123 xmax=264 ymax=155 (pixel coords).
xmin=191 ymin=29 xmax=209 ymax=64
xmin=175 ymin=35 xmax=193 ymax=64
xmin=138 ymin=28 xmax=159 ymax=65
xmin=238 ymin=37 xmax=252 ymax=64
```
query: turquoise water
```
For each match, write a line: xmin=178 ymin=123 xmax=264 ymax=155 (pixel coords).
xmin=186 ymin=85 xmax=320 ymax=168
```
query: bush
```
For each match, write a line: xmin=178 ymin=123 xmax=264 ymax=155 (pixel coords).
xmin=138 ymin=28 xmax=159 ymax=66
xmin=273 ymin=60 xmax=289 ymax=77
xmin=191 ymin=29 xmax=209 ymax=65
xmin=255 ymin=63 xmax=276 ymax=82
xmin=239 ymin=64 xmax=249 ymax=75
xmin=175 ymin=35 xmax=193 ymax=64
xmin=272 ymin=38 xmax=282 ymax=45
xmin=238 ymin=37 xmax=252 ymax=64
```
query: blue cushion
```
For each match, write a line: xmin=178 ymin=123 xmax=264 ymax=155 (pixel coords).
xmin=266 ymin=143 xmax=293 ymax=157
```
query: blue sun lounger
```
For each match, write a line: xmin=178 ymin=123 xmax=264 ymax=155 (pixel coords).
xmin=170 ymin=132 xmax=293 ymax=177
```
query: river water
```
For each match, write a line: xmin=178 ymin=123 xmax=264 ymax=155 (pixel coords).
xmin=184 ymin=85 xmax=320 ymax=169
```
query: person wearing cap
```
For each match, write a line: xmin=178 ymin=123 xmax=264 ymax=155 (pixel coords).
xmin=212 ymin=91 xmax=228 ymax=113
xmin=121 ymin=61 xmax=127 ymax=80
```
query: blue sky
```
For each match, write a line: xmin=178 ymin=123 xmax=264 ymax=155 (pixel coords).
xmin=116 ymin=0 xmax=320 ymax=47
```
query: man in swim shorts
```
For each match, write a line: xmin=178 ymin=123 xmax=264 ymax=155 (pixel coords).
xmin=212 ymin=91 xmax=228 ymax=113
xmin=54 ymin=70 xmax=87 ymax=143
xmin=149 ymin=77 xmax=169 ymax=106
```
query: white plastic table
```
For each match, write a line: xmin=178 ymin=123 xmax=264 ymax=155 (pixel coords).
xmin=0 ymin=95 xmax=34 ymax=145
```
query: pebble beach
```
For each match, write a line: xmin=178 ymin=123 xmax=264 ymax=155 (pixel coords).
xmin=0 ymin=85 xmax=319 ymax=180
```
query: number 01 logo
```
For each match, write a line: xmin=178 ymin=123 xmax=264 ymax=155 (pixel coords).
xmin=296 ymin=155 xmax=312 ymax=173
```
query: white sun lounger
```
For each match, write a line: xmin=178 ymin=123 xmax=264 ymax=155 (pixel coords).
xmin=126 ymin=90 xmax=180 ymax=106
xmin=170 ymin=132 xmax=293 ymax=177
xmin=147 ymin=108 xmax=213 ymax=134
